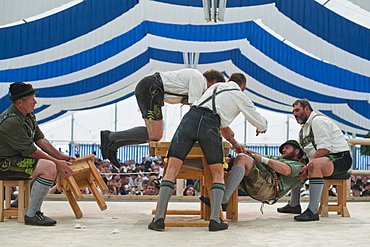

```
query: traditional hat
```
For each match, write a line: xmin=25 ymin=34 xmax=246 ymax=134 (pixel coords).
xmin=279 ymin=140 xmax=304 ymax=159
xmin=8 ymin=82 xmax=39 ymax=100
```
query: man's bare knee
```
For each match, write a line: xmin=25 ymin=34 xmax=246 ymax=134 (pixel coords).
xmin=146 ymin=120 xmax=163 ymax=141
xmin=149 ymin=133 xmax=163 ymax=142
xmin=209 ymin=163 xmax=224 ymax=184
xmin=33 ymin=159 xmax=57 ymax=180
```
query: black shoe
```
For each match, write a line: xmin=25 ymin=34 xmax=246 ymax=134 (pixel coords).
xmin=25 ymin=211 xmax=57 ymax=226
xmin=221 ymin=203 xmax=228 ymax=212
xmin=199 ymin=196 xmax=228 ymax=212
xmin=148 ymin=218 xmax=165 ymax=231
xmin=107 ymin=149 xmax=120 ymax=169
xmin=199 ymin=196 xmax=211 ymax=207
xmin=294 ymin=208 xmax=319 ymax=221
xmin=100 ymin=130 xmax=112 ymax=160
xmin=277 ymin=204 xmax=301 ymax=214
xmin=209 ymin=218 xmax=228 ymax=231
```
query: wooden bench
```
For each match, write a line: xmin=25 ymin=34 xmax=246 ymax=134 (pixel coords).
xmin=57 ymin=154 xmax=108 ymax=218
xmin=149 ymin=141 xmax=238 ymax=227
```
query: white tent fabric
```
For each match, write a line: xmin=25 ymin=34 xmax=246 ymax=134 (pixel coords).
xmin=0 ymin=0 xmax=369 ymax=139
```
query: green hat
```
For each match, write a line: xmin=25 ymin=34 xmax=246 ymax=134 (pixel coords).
xmin=8 ymin=82 xmax=39 ymax=100
xmin=279 ymin=140 xmax=304 ymax=159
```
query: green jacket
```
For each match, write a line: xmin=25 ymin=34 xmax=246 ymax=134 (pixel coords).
xmin=266 ymin=155 xmax=304 ymax=198
xmin=0 ymin=104 xmax=44 ymax=157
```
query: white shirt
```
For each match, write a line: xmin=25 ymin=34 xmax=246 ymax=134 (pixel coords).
xmin=193 ymin=82 xmax=268 ymax=130
xmin=160 ymin=68 xmax=207 ymax=104
xmin=301 ymin=111 xmax=349 ymax=159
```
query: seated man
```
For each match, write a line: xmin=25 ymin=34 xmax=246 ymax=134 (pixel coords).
xmin=200 ymin=140 xmax=305 ymax=210
xmin=0 ymin=82 xmax=73 ymax=226
xmin=278 ymin=99 xmax=352 ymax=221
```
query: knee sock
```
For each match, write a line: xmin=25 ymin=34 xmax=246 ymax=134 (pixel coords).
xmin=26 ymin=177 xmax=54 ymax=217
xmin=222 ymin=165 xmax=245 ymax=204
xmin=154 ymin=180 xmax=174 ymax=221
xmin=307 ymin=177 xmax=324 ymax=214
xmin=289 ymin=186 xmax=301 ymax=207
xmin=109 ymin=126 xmax=149 ymax=150
xmin=210 ymin=183 xmax=225 ymax=223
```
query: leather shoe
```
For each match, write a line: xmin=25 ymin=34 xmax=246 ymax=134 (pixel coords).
xmin=148 ymin=218 xmax=165 ymax=231
xmin=277 ymin=203 xmax=301 ymax=214
xmin=199 ymin=196 xmax=228 ymax=211
xmin=199 ymin=196 xmax=211 ymax=207
xmin=25 ymin=211 xmax=56 ymax=226
xmin=100 ymin=130 xmax=112 ymax=160
xmin=209 ymin=218 xmax=228 ymax=231
xmin=294 ymin=208 xmax=319 ymax=221
xmin=107 ymin=149 xmax=121 ymax=169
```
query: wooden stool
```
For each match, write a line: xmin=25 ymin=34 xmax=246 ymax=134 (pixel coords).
xmin=0 ymin=178 xmax=30 ymax=223
xmin=57 ymin=154 xmax=108 ymax=218
xmin=318 ymin=172 xmax=350 ymax=217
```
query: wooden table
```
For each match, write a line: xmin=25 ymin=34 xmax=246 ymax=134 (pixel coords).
xmin=57 ymin=154 xmax=108 ymax=218
xmin=149 ymin=141 xmax=238 ymax=227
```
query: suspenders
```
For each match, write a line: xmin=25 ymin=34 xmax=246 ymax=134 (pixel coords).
xmin=196 ymin=85 xmax=239 ymax=114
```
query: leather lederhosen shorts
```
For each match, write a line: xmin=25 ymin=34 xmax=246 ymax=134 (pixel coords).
xmin=0 ymin=155 xmax=38 ymax=179
xmin=134 ymin=72 xmax=165 ymax=122
xmin=168 ymin=107 xmax=223 ymax=165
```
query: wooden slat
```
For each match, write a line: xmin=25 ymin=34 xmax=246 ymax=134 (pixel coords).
xmin=350 ymin=170 xmax=370 ymax=176
xmin=165 ymin=221 xmax=210 ymax=227
xmin=347 ymin=138 xmax=370 ymax=145
xmin=152 ymin=209 xmax=201 ymax=215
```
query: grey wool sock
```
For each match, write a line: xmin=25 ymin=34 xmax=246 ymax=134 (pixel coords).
xmin=109 ymin=126 xmax=149 ymax=150
xmin=307 ymin=177 xmax=324 ymax=214
xmin=26 ymin=177 xmax=54 ymax=217
xmin=289 ymin=186 xmax=301 ymax=207
xmin=210 ymin=183 xmax=225 ymax=223
xmin=222 ymin=165 xmax=245 ymax=204
xmin=154 ymin=180 xmax=174 ymax=221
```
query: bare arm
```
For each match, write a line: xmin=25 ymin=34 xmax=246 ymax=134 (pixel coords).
xmin=30 ymin=138 xmax=74 ymax=177
xmin=246 ymin=149 xmax=292 ymax=176
xmin=35 ymin=138 xmax=74 ymax=161
xmin=312 ymin=148 xmax=330 ymax=159
xmin=221 ymin=127 xmax=245 ymax=153
xmin=28 ymin=148 xmax=73 ymax=178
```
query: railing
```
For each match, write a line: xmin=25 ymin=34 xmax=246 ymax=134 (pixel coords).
xmin=66 ymin=143 xmax=369 ymax=170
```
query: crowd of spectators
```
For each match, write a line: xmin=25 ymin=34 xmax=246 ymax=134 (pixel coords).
xmin=48 ymin=151 xmax=370 ymax=198
xmin=351 ymin=175 xmax=370 ymax=197
xmin=92 ymin=156 xmax=199 ymax=196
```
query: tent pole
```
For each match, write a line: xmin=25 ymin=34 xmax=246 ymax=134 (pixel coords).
xmin=114 ymin=103 xmax=118 ymax=132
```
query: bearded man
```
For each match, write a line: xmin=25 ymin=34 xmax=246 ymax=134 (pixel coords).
xmin=200 ymin=140 xmax=305 ymax=210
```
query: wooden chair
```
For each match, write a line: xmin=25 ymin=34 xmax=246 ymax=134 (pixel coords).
xmin=56 ymin=154 xmax=108 ymax=218
xmin=0 ymin=178 xmax=30 ymax=223
xmin=149 ymin=141 xmax=238 ymax=227
xmin=318 ymin=172 xmax=350 ymax=217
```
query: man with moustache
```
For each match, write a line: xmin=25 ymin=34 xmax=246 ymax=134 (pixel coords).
xmin=0 ymin=82 xmax=73 ymax=226
xmin=200 ymin=140 xmax=305 ymax=210
xmin=277 ymin=99 xmax=352 ymax=221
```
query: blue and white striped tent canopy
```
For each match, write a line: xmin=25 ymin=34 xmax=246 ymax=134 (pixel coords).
xmin=0 ymin=0 xmax=369 ymax=136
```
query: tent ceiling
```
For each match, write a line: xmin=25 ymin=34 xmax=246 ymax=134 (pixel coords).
xmin=0 ymin=0 xmax=369 ymax=136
